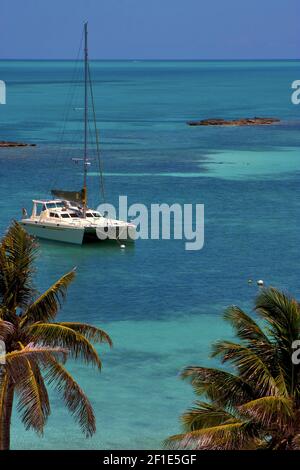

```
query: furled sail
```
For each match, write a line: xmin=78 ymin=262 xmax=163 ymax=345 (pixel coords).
xmin=51 ymin=188 xmax=86 ymax=204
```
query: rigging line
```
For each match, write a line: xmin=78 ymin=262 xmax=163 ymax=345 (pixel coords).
xmin=62 ymin=74 xmax=83 ymax=163
xmin=50 ymin=73 xmax=83 ymax=192
xmin=88 ymin=63 xmax=106 ymax=204
xmin=57 ymin=30 xmax=84 ymax=153
xmin=87 ymin=118 xmax=97 ymax=207
xmin=49 ymin=29 xmax=84 ymax=192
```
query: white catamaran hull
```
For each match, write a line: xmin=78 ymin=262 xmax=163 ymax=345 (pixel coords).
xmin=21 ymin=220 xmax=136 ymax=245
xmin=21 ymin=221 xmax=85 ymax=244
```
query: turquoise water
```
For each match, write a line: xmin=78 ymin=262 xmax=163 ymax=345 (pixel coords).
xmin=0 ymin=60 xmax=300 ymax=449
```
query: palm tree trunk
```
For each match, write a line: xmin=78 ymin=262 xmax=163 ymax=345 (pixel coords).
xmin=0 ymin=373 xmax=14 ymax=450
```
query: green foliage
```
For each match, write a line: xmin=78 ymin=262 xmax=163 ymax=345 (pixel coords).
xmin=0 ymin=222 xmax=112 ymax=449
xmin=166 ymin=288 xmax=300 ymax=450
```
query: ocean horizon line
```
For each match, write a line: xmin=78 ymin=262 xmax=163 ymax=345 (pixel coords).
xmin=0 ymin=58 xmax=299 ymax=62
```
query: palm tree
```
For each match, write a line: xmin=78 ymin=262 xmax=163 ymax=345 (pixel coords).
xmin=0 ymin=221 xmax=112 ymax=450
xmin=166 ymin=288 xmax=300 ymax=450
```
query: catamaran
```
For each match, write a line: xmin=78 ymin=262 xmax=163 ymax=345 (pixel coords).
xmin=21 ymin=23 xmax=136 ymax=245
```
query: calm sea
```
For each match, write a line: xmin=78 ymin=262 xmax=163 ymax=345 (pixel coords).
xmin=0 ymin=60 xmax=299 ymax=449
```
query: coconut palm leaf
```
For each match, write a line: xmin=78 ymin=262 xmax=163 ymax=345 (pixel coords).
xmin=20 ymin=270 xmax=76 ymax=326
xmin=238 ymin=396 xmax=294 ymax=429
xmin=223 ymin=305 xmax=271 ymax=345
xmin=44 ymin=357 xmax=96 ymax=437
xmin=26 ymin=323 xmax=102 ymax=368
xmin=14 ymin=357 xmax=50 ymax=433
xmin=1 ymin=221 xmax=37 ymax=265
xmin=255 ymin=288 xmax=300 ymax=396
xmin=0 ymin=250 xmax=11 ymax=309
xmin=255 ymin=288 xmax=300 ymax=341
xmin=0 ymin=253 xmax=32 ymax=313
xmin=4 ymin=345 xmax=68 ymax=382
xmin=0 ymin=320 xmax=15 ymax=341
xmin=57 ymin=322 xmax=112 ymax=347
xmin=181 ymin=401 xmax=238 ymax=431
xmin=181 ymin=367 xmax=255 ymax=406
xmin=211 ymin=341 xmax=279 ymax=395
xmin=0 ymin=221 xmax=37 ymax=310
xmin=165 ymin=421 xmax=260 ymax=450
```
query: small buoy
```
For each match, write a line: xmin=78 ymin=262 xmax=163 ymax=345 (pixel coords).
xmin=248 ymin=279 xmax=253 ymax=284
xmin=120 ymin=244 xmax=126 ymax=249
xmin=257 ymin=279 xmax=264 ymax=286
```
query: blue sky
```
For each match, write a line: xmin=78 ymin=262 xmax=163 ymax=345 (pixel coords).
xmin=0 ymin=0 xmax=299 ymax=59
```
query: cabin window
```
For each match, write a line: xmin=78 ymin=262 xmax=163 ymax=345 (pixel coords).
xmin=49 ymin=212 xmax=55 ymax=217
xmin=61 ymin=213 xmax=70 ymax=218
xmin=86 ymin=213 xmax=93 ymax=217
xmin=70 ymin=213 xmax=78 ymax=218
xmin=93 ymin=213 xmax=101 ymax=217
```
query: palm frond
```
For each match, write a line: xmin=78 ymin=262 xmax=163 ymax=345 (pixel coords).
xmin=14 ymin=357 xmax=50 ymax=433
xmin=20 ymin=270 xmax=76 ymax=326
xmin=44 ymin=357 xmax=96 ymax=437
xmin=211 ymin=341 xmax=278 ymax=396
xmin=181 ymin=366 xmax=255 ymax=407
xmin=255 ymin=288 xmax=300 ymax=395
xmin=165 ymin=421 xmax=260 ymax=450
xmin=239 ymin=396 xmax=294 ymax=429
xmin=57 ymin=322 xmax=112 ymax=347
xmin=255 ymin=288 xmax=300 ymax=342
xmin=4 ymin=345 xmax=68 ymax=383
xmin=0 ymin=320 xmax=15 ymax=341
xmin=224 ymin=305 xmax=271 ymax=344
xmin=0 ymin=221 xmax=37 ymax=311
xmin=181 ymin=401 xmax=238 ymax=431
xmin=27 ymin=323 xmax=102 ymax=369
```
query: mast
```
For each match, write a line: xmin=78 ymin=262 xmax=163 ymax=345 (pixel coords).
xmin=83 ymin=21 xmax=88 ymax=217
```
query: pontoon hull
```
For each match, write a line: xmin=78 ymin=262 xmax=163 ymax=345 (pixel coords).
xmin=21 ymin=222 xmax=85 ymax=245
xmin=88 ymin=226 xmax=136 ymax=243
xmin=21 ymin=221 xmax=136 ymax=245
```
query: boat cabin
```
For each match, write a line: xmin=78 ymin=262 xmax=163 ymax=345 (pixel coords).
xmin=26 ymin=200 xmax=102 ymax=220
